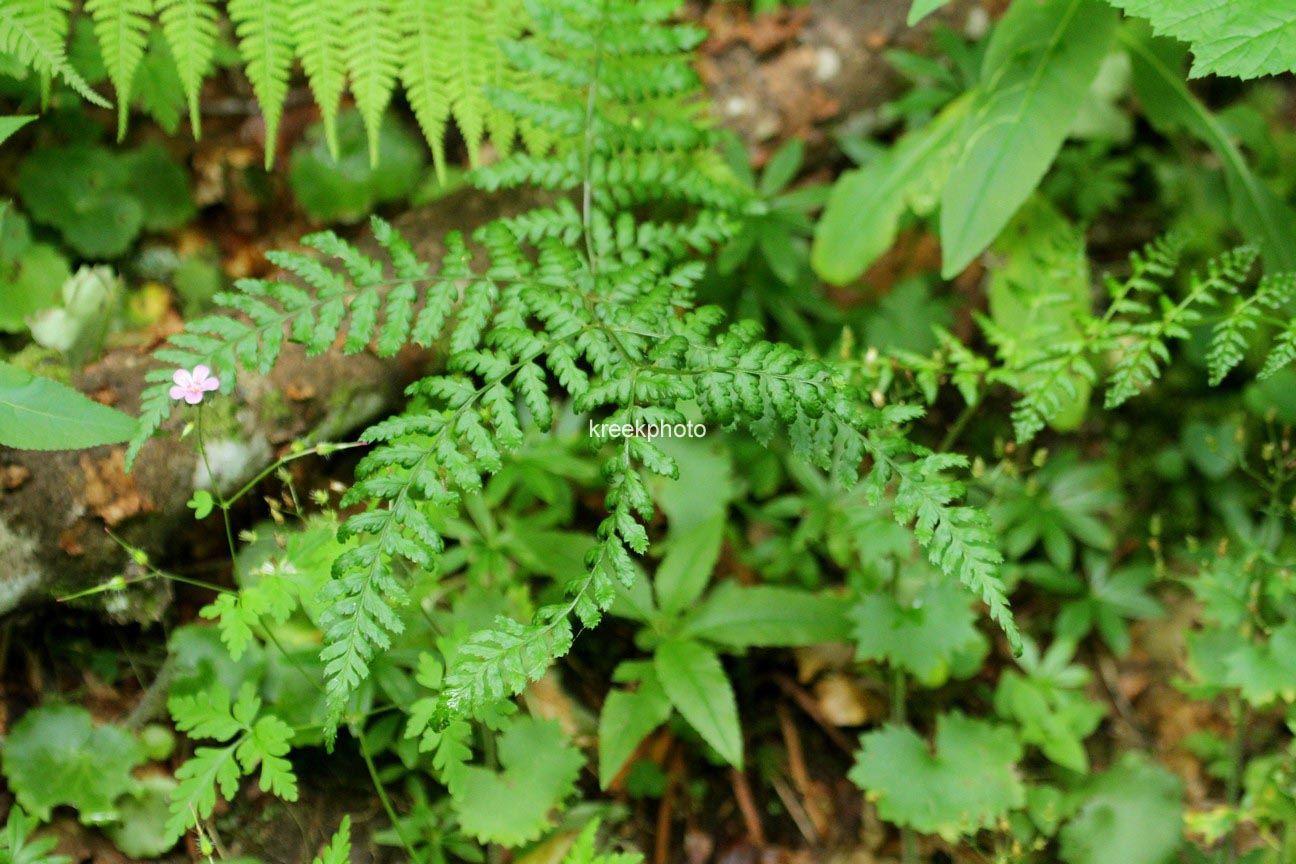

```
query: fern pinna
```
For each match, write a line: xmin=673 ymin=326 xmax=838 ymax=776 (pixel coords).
xmin=0 ymin=0 xmax=530 ymax=170
xmin=129 ymin=0 xmax=1018 ymax=733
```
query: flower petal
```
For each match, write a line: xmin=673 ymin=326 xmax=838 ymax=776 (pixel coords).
xmin=173 ymin=368 xmax=192 ymax=387
xmin=192 ymin=364 xmax=211 ymax=382
xmin=200 ymin=375 xmax=221 ymax=391
xmin=184 ymin=390 xmax=204 ymax=405
xmin=169 ymin=384 xmax=187 ymax=401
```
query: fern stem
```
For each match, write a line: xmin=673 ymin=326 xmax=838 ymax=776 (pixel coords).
xmin=579 ymin=0 xmax=609 ymax=276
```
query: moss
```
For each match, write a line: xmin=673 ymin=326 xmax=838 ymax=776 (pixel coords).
xmin=258 ymin=387 xmax=293 ymax=428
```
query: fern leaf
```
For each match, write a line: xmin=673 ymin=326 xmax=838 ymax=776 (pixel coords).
xmin=0 ymin=0 xmax=108 ymax=107
xmin=155 ymin=0 xmax=218 ymax=136
xmin=396 ymin=0 xmax=451 ymax=178
xmin=228 ymin=0 xmax=296 ymax=168
xmin=345 ymin=0 xmax=400 ymax=165
xmin=85 ymin=0 xmax=153 ymax=138
xmin=1260 ymin=320 xmax=1296 ymax=380
xmin=293 ymin=0 xmax=347 ymax=157
xmin=1209 ymin=273 xmax=1296 ymax=385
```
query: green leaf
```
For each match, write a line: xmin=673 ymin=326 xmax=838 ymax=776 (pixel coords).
xmin=654 ymin=639 xmax=743 ymax=768
xmin=939 ymin=0 xmax=1118 ymax=277
xmin=850 ymin=713 xmax=1025 ymax=840
xmin=680 ymin=582 xmax=852 ymax=649
xmin=1059 ymin=754 xmax=1183 ymax=864
xmin=1105 ymin=0 xmax=1296 ymax=79
xmin=0 ymin=242 xmax=71 ymax=333
xmin=0 ymin=360 xmax=138 ymax=450
xmin=288 ymin=109 xmax=425 ymax=223
xmin=313 ymin=817 xmax=352 ymax=864
xmin=1123 ymin=30 xmax=1296 ymax=272
xmin=654 ymin=513 xmax=724 ymax=617
xmin=451 ymin=716 xmax=583 ymax=847
xmin=908 ymin=0 xmax=951 ymax=26
xmin=1 ymin=807 xmax=71 ymax=864
xmin=0 ymin=704 xmax=144 ymax=825
xmin=812 ymin=94 xmax=969 ymax=285
xmin=105 ymin=775 xmax=183 ymax=859
xmin=0 ymin=115 xmax=34 ymax=146
xmin=598 ymin=664 xmax=674 ymax=789
xmin=852 ymin=579 xmax=984 ymax=687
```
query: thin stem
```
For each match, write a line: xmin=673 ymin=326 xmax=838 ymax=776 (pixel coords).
xmin=1223 ymin=693 xmax=1246 ymax=864
xmin=359 ymin=727 xmax=423 ymax=864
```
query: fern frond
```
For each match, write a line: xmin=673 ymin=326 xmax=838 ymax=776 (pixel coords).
xmin=227 ymin=0 xmax=295 ymax=168
xmin=1260 ymin=320 xmax=1296 ymax=380
xmin=85 ymin=0 xmax=153 ymax=138
xmin=1104 ymin=246 xmax=1256 ymax=408
xmin=1209 ymin=273 xmax=1296 ymax=385
xmin=156 ymin=0 xmax=219 ymax=136
xmin=293 ymin=0 xmax=347 ymax=157
xmin=0 ymin=0 xmax=108 ymax=107
xmin=345 ymin=0 xmax=400 ymax=165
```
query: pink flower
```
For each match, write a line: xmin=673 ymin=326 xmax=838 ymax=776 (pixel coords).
xmin=170 ymin=365 xmax=221 ymax=404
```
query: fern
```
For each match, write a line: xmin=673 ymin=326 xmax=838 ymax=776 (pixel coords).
xmin=345 ymin=0 xmax=400 ymax=165
xmin=156 ymin=0 xmax=219 ymax=136
xmin=292 ymin=0 xmax=346 ymax=156
xmin=1209 ymin=273 xmax=1296 ymax=384
xmin=0 ymin=0 xmax=106 ymax=107
xmin=1104 ymin=246 xmax=1257 ymax=408
xmin=134 ymin=0 xmax=1018 ymax=734
xmin=227 ymin=0 xmax=295 ymax=168
xmin=84 ymin=0 xmax=153 ymax=138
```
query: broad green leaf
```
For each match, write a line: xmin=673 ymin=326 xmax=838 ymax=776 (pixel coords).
xmin=0 ymin=115 xmax=34 ymax=147
xmin=850 ymin=713 xmax=1025 ymax=840
xmin=598 ymin=664 xmax=674 ymax=788
xmin=1059 ymin=754 xmax=1183 ymax=864
xmin=1 ymin=704 xmax=144 ymax=825
xmin=681 ymin=582 xmax=852 ymax=649
xmin=1124 ymin=30 xmax=1296 ymax=272
xmin=654 ymin=513 xmax=724 ymax=617
xmin=650 ymin=436 xmax=734 ymax=526
xmin=654 ymin=639 xmax=743 ymax=768
xmin=0 ymin=360 xmax=138 ymax=450
xmin=908 ymin=0 xmax=951 ymax=25
xmin=0 ymin=242 xmax=71 ymax=333
xmin=1105 ymin=0 xmax=1296 ymax=79
xmin=452 ymin=716 xmax=583 ymax=847
xmin=812 ymin=94 xmax=969 ymax=285
xmin=939 ymin=0 xmax=1118 ymax=277
xmin=851 ymin=579 xmax=984 ymax=687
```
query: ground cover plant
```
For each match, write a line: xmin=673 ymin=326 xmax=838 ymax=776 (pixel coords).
xmin=1 ymin=0 xmax=1296 ymax=862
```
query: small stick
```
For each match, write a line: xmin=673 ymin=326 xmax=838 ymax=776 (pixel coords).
xmin=773 ymin=673 xmax=855 ymax=754
xmin=731 ymin=766 xmax=766 ymax=848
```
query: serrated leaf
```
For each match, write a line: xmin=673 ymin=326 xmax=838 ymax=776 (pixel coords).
xmin=654 ymin=639 xmax=743 ymax=768
xmin=850 ymin=713 xmax=1024 ymax=841
xmin=451 ymin=716 xmax=583 ymax=846
xmin=598 ymin=665 xmax=673 ymax=789
xmin=851 ymin=579 xmax=983 ymax=686
xmin=1106 ymin=0 xmax=1296 ymax=80
xmin=654 ymin=513 xmax=723 ymax=617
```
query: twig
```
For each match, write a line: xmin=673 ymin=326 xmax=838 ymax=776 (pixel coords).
xmin=777 ymin=701 xmax=828 ymax=839
xmin=770 ymin=773 xmax=818 ymax=845
xmin=654 ymin=746 xmax=683 ymax=864
xmin=773 ymin=673 xmax=855 ymax=754
xmin=731 ymin=766 xmax=766 ymax=847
